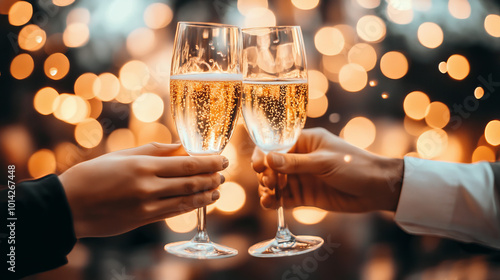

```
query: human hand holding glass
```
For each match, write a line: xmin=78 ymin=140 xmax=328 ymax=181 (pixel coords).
xmin=165 ymin=22 xmax=242 ymax=259
xmin=241 ymin=26 xmax=324 ymax=257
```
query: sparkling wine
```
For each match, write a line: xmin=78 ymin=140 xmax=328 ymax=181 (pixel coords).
xmin=170 ymin=73 xmax=242 ymax=155
xmin=242 ymin=80 xmax=308 ymax=153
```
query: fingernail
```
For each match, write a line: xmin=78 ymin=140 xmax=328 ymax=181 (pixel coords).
xmin=220 ymin=174 xmax=225 ymax=184
xmin=270 ymin=153 xmax=284 ymax=167
xmin=212 ymin=190 xmax=220 ymax=201
xmin=222 ymin=157 xmax=229 ymax=169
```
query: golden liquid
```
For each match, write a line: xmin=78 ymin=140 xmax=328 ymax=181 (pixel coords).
xmin=242 ymin=80 xmax=308 ymax=153
xmin=170 ymin=74 xmax=241 ymax=155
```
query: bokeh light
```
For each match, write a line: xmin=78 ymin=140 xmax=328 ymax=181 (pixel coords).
xmin=417 ymin=129 xmax=448 ymax=159
xmin=119 ymin=60 xmax=150 ymax=91
xmin=53 ymin=94 xmax=90 ymax=124
xmin=214 ymin=182 xmax=246 ymax=213
xmin=380 ymin=51 xmax=408 ymax=79
xmin=292 ymin=207 xmax=328 ymax=224
xmin=356 ymin=15 xmax=386 ymax=43
xmin=448 ymin=0 xmax=471 ymax=20
xmin=28 ymin=149 xmax=56 ymax=179
xmin=418 ymin=22 xmax=444 ymax=49
xmin=314 ymin=27 xmax=345 ymax=56
xmin=8 ymin=1 xmax=32 ymax=26
xmin=307 ymin=95 xmax=328 ymax=118
xmin=53 ymin=0 xmax=75 ymax=6
xmin=425 ymin=101 xmax=450 ymax=129
xmin=291 ymin=0 xmax=319 ymax=10
xmin=106 ymin=128 xmax=135 ymax=152
xmin=75 ymin=118 xmax=103 ymax=148
xmin=63 ymin=23 xmax=90 ymax=48
xmin=446 ymin=54 xmax=470 ymax=80
xmin=88 ymin=98 xmax=103 ymax=119
xmin=485 ymin=120 xmax=500 ymax=146
xmin=484 ymin=14 xmax=500 ymax=37
xmin=127 ymin=27 xmax=156 ymax=57
xmin=54 ymin=142 xmax=82 ymax=173
xmin=339 ymin=63 xmax=368 ymax=92
xmin=386 ymin=3 xmax=413 ymax=25
xmin=132 ymin=93 xmax=164 ymax=123
xmin=18 ymin=24 xmax=46 ymax=51
xmin=93 ymin=73 xmax=120 ymax=101
xmin=244 ymin=8 xmax=276 ymax=28
xmin=75 ymin=73 xmax=98 ymax=100
xmin=343 ymin=117 xmax=376 ymax=148
xmin=356 ymin=0 xmax=380 ymax=9
xmin=472 ymin=146 xmax=496 ymax=163
xmin=165 ymin=210 xmax=197 ymax=233
xmin=34 ymin=87 xmax=59 ymax=115
xmin=404 ymin=91 xmax=430 ymax=120
xmin=322 ymin=54 xmax=348 ymax=82
xmin=474 ymin=87 xmax=485 ymax=99
xmin=308 ymin=70 xmax=329 ymax=99
xmin=143 ymin=3 xmax=173 ymax=29
xmin=136 ymin=122 xmax=172 ymax=146
xmin=348 ymin=43 xmax=377 ymax=71
xmin=438 ymin=61 xmax=447 ymax=73
xmin=237 ymin=0 xmax=268 ymax=16
xmin=10 ymin=53 xmax=34 ymax=80
xmin=66 ymin=7 xmax=90 ymax=25
xmin=44 ymin=53 xmax=70 ymax=80
xmin=116 ymin=87 xmax=141 ymax=104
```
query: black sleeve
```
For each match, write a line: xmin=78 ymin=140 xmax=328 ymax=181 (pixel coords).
xmin=0 ymin=174 xmax=77 ymax=279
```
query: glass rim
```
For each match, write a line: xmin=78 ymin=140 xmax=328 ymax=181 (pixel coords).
xmin=241 ymin=25 xmax=302 ymax=32
xmin=177 ymin=21 xmax=239 ymax=29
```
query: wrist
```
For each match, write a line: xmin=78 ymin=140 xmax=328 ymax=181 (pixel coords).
xmin=375 ymin=156 xmax=404 ymax=212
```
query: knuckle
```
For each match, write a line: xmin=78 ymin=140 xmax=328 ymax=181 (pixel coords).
xmin=183 ymin=158 xmax=198 ymax=174
xmin=212 ymin=173 xmax=221 ymax=186
xmin=133 ymin=160 xmax=152 ymax=175
xmin=183 ymin=178 xmax=197 ymax=194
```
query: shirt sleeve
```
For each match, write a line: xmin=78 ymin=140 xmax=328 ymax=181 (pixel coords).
xmin=0 ymin=174 xmax=77 ymax=279
xmin=395 ymin=157 xmax=500 ymax=249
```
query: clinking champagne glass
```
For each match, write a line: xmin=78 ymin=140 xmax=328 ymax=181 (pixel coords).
xmin=241 ymin=26 xmax=324 ymax=257
xmin=165 ymin=22 xmax=241 ymax=259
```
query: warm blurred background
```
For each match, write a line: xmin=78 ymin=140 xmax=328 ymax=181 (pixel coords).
xmin=1 ymin=0 xmax=500 ymax=279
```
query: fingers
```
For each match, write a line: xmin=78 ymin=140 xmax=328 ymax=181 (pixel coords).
xmin=150 ymin=173 xmax=224 ymax=199
xmin=251 ymin=147 xmax=267 ymax=173
xmin=266 ymin=152 xmax=326 ymax=175
xmin=119 ymin=143 xmax=184 ymax=156
xmin=144 ymin=189 xmax=220 ymax=219
xmin=152 ymin=155 xmax=228 ymax=177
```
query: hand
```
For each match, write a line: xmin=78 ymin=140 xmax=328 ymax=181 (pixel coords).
xmin=59 ymin=143 xmax=227 ymax=238
xmin=252 ymin=128 xmax=404 ymax=213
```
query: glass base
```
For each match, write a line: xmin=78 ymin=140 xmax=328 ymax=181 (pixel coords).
xmin=248 ymin=234 xmax=324 ymax=258
xmin=164 ymin=240 xmax=238 ymax=259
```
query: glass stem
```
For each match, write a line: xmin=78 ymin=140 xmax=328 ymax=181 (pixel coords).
xmin=275 ymin=173 xmax=294 ymax=244
xmin=192 ymin=206 xmax=209 ymax=243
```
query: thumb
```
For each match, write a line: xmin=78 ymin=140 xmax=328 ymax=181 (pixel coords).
xmin=266 ymin=152 xmax=320 ymax=174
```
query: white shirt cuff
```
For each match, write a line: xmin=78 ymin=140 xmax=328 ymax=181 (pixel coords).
xmin=395 ymin=157 xmax=500 ymax=248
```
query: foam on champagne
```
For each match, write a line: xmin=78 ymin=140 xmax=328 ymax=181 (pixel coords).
xmin=171 ymin=73 xmax=243 ymax=81
xmin=243 ymin=79 xmax=308 ymax=85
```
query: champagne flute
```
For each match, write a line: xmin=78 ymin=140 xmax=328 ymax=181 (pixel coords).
xmin=165 ymin=22 xmax=241 ymax=259
xmin=241 ymin=26 xmax=324 ymax=257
